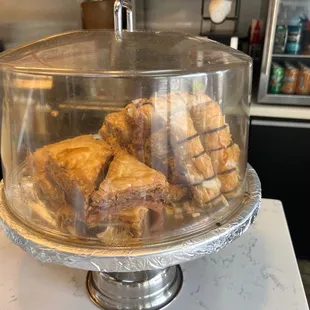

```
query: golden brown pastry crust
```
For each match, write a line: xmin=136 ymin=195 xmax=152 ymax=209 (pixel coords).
xmin=189 ymin=96 xmax=241 ymax=195
xmin=167 ymin=111 xmax=222 ymax=206
xmin=167 ymin=184 xmax=189 ymax=203
xmin=118 ymin=205 xmax=165 ymax=237
xmin=149 ymin=94 xmax=188 ymax=121
xmin=91 ymin=150 xmax=168 ymax=212
xmin=166 ymin=157 xmax=188 ymax=184
xmin=191 ymin=184 xmax=222 ymax=206
xmin=180 ymin=92 xmax=213 ymax=110
xmin=88 ymin=206 xmax=151 ymax=238
xmin=190 ymin=101 xmax=225 ymax=133
xmin=99 ymin=111 xmax=132 ymax=146
xmin=56 ymin=205 xmax=88 ymax=237
xmin=117 ymin=207 xmax=149 ymax=238
xmin=30 ymin=135 xmax=113 ymax=214
xmin=201 ymin=126 xmax=232 ymax=151
xmin=209 ymin=143 xmax=240 ymax=174
xmin=134 ymin=137 xmax=152 ymax=166
xmin=169 ymin=114 xmax=215 ymax=178
xmin=126 ymin=103 xmax=159 ymax=135
xmin=218 ymin=168 xmax=240 ymax=193
xmin=87 ymin=200 xmax=165 ymax=235
xmin=150 ymin=127 xmax=171 ymax=160
xmin=28 ymin=91 xmax=246 ymax=241
xmin=46 ymin=135 xmax=113 ymax=197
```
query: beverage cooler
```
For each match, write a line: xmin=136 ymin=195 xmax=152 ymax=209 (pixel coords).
xmin=258 ymin=0 xmax=310 ymax=105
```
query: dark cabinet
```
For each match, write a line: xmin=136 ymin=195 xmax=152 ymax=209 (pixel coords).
xmin=249 ymin=117 xmax=310 ymax=259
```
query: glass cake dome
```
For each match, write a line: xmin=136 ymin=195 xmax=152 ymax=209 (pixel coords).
xmin=0 ymin=30 xmax=252 ymax=246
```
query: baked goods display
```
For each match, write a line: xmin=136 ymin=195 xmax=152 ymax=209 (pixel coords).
xmin=28 ymin=92 xmax=243 ymax=243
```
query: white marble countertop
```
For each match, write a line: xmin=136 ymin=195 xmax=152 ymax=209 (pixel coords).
xmin=0 ymin=199 xmax=309 ymax=310
xmin=251 ymin=103 xmax=310 ymax=120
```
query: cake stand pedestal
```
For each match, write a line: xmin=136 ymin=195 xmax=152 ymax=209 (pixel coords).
xmin=87 ymin=266 xmax=183 ymax=309
xmin=0 ymin=166 xmax=261 ymax=310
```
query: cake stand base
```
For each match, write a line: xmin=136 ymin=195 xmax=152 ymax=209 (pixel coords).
xmin=86 ymin=265 xmax=183 ymax=310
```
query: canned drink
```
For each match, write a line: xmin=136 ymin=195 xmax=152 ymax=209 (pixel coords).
xmin=281 ymin=62 xmax=299 ymax=94
xmin=296 ymin=63 xmax=310 ymax=95
xmin=269 ymin=62 xmax=284 ymax=94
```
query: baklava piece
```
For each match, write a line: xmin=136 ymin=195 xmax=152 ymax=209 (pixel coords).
xmin=168 ymin=112 xmax=223 ymax=207
xmin=125 ymin=102 xmax=162 ymax=166
xmin=28 ymin=152 xmax=66 ymax=212
xmin=167 ymin=184 xmax=189 ymax=203
xmin=189 ymin=96 xmax=241 ymax=197
xmin=99 ymin=111 xmax=132 ymax=147
xmin=30 ymin=135 xmax=114 ymax=229
xmin=90 ymin=150 xmax=168 ymax=219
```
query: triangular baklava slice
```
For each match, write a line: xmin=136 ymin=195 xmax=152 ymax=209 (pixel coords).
xmin=90 ymin=150 xmax=168 ymax=214
xmin=30 ymin=135 xmax=114 ymax=219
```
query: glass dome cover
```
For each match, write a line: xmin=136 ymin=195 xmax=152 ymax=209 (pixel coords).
xmin=0 ymin=30 xmax=250 ymax=75
xmin=0 ymin=29 xmax=252 ymax=247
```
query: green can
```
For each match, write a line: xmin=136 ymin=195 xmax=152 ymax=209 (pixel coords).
xmin=269 ymin=62 xmax=284 ymax=94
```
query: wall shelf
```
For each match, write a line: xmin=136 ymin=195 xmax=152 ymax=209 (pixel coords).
xmin=273 ymin=54 xmax=310 ymax=58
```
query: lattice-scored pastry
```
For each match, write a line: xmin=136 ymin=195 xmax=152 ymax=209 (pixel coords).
xmin=205 ymin=126 xmax=232 ymax=150
xmin=168 ymin=113 xmax=222 ymax=207
xmin=209 ymin=143 xmax=240 ymax=174
xmin=169 ymin=113 xmax=215 ymax=179
xmin=140 ymin=93 xmax=223 ymax=207
xmin=191 ymin=183 xmax=223 ymax=207
xmin=217 ymin=168 xmax=240 ymax=194
xmin=189 ymin=96 xmax=241 ymax=197
xmin=190 ymin=100 xmax=225 ymax=133
xmin=149 ymin=93 xmax=188 ymax=121
xmin=179 ymin=92 xmax=213 ymax=110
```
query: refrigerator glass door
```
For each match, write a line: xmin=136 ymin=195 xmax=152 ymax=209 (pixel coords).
xmin=258 ymin=0 xmax=310 ymax=105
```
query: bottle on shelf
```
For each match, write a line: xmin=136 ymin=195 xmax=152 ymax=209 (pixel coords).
xmin=301 ymin=20 xmax=310 ymax=55
xmin=249 ymin=20 xmax=262 ymax=61
xmin=273 ymin=6 xmax=288 ymax=54
xmin=286 ymin=10 xmax=303 ymax=55
xmin=249 ymin=19 xmax=263 ymax=85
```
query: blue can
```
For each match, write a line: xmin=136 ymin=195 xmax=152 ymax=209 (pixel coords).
xmin=286 ymin=24 xmax=302 ymax=54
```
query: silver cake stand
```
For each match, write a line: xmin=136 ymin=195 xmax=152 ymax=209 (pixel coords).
xmin=0 ymin=165 xmax=261 ymax=310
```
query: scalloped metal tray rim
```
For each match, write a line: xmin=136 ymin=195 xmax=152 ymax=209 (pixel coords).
xmin=0 ymin=165 xmax=261 ymax=272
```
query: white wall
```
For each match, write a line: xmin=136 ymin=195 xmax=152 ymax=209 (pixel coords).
xmin=0 ymin=0 xmax=267 ymax=49
xmin=0 ymin=0 xmax=83 ymax=48
xmin=143 ymin=0 xmax=202 ymax=34
xmin=239 ymin=0 xmax=264 ymax=36
xmin=143 ymin=0 xmax=265 ymax=37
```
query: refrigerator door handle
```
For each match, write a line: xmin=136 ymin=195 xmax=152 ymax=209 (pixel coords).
xmin=252 ymin=119 xmax=310 ymax=129
xmin=261 ymin=0 xmax=280 ymax=76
